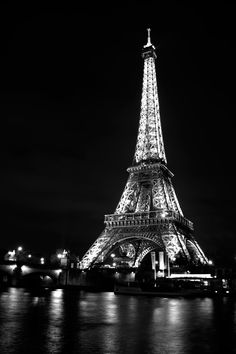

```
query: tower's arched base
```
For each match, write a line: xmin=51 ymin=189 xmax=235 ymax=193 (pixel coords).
xmin=80 ymin=223 xmax=209 ymax=275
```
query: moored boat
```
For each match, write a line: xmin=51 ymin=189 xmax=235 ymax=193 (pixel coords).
xmin=114 ymin=279 xmax=233 ymax=297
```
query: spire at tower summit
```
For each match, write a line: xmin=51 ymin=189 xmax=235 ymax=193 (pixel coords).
xmin=144 ymin=28 xmax=153 ymax=48
xmin=134 ymin=28 xmax=166 ymax=165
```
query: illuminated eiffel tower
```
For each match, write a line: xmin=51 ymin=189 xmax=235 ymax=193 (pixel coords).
xmin=81 ymin=29 xmax=208 ymax=271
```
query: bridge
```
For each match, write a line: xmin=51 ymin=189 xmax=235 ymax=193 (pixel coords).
xmin=0 ymin=262 xmax=64 ymax=288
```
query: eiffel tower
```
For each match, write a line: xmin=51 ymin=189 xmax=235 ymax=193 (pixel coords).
xmin=81 ymin=29 xmax=208 ymax=271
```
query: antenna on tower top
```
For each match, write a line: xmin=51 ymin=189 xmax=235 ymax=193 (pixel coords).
xmin=144 ymin=27 xmax=153 ymax=48
xmin=147 ymin=28 xmax=151 ymax=45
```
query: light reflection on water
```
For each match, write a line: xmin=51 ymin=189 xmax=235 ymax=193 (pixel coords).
xmin=47 ymin=289 xmax=64 ymax=353
xmin=0 ymin=288 xmax=236 ymax=353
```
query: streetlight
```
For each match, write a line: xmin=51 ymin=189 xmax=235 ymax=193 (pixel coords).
xmin=7 ymin=250 xmax=16 ymax=261
xmin=15 ymin=246 xmax=24 ymax=263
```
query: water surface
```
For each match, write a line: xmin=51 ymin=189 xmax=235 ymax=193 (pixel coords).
xmin=0 ymin=287 xmax=236 ymax=353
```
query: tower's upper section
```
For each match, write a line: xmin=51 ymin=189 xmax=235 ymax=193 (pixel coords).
xmin=133 ymin=29 xmax=167 ymax=165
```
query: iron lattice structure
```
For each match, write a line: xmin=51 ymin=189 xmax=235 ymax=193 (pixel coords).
xmin=81 ymin=29 xmax=208 ymax=270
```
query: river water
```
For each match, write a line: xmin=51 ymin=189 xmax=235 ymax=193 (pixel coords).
xmin=0 ymin=287 xmax=236 ymax=354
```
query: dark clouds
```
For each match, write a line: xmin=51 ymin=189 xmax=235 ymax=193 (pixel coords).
xmin=0 ymin=4 xmax=235 ymax=264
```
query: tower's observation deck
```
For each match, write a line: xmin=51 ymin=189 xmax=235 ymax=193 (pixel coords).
xmin=105 ymin=211 xmax=193 ymax=231
xmin=80 ymin=29 xmax=208 ymax=270
xmin=105 ymin=161 xmax=193 ymax=231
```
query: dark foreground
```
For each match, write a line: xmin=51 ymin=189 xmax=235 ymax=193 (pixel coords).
xmin=0 ymin=287 xmax=236 ymax=354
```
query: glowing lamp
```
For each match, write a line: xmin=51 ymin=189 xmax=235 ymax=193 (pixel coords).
xmin=161 ymin=210 xmax=168 ymax=218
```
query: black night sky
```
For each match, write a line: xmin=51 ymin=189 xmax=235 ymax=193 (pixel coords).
xmin=0 ymin=3 xmax=235 ymax=265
